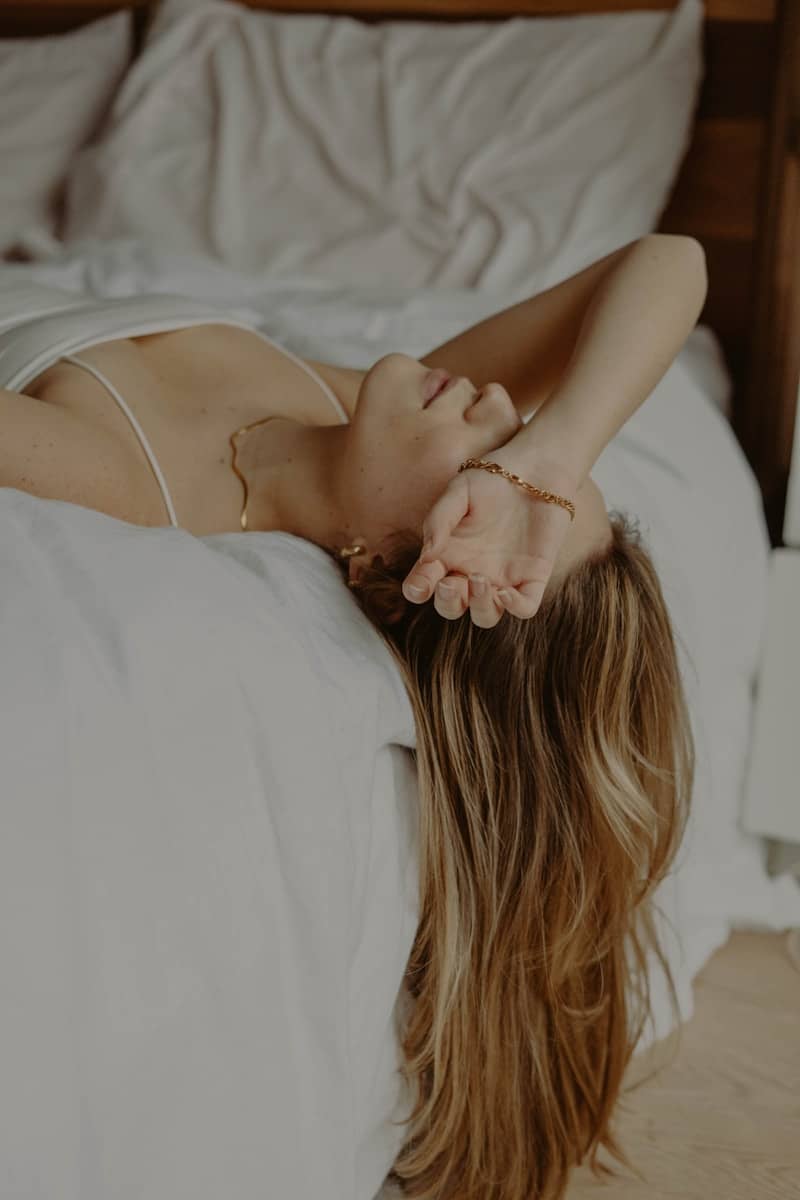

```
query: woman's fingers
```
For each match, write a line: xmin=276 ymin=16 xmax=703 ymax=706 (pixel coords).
xmin=467 ymin=574 xmax=504 ymax=628
xmin=401 ymin=476 xmax=470 ymax=603
xmin=433 ymin=574 xmax=469 ymax=619
xmin=496 ymin=578 xmax=546 ymax=620
xmin=423 ymin=475 xmax=470 ymax=551
xmin=402 ymin=553 xmax=446 ymax=603
xmin=427 ymin=576 xmax=547 ymax=625
xmin=401 ymin=553 xmax=550 ymax=625
xmin=433 ymin=574 xmax=506 ymax=627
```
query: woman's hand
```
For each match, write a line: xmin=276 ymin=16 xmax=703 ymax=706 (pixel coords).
xmin=401 ymin=450 xmax=577 ymax=627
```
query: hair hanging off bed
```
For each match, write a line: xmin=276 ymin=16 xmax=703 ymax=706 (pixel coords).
xmin=324 ymin=509 xmax=694 ymax=1200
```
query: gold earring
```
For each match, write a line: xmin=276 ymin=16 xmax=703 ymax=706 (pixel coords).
xmin=337 ymin=541 xmax=368 ymax=589
xmin=336 ymin=542 xmax=367 ymax=560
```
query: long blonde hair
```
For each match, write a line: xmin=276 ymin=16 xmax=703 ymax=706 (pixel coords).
xmin=324 ymin=509 xmax=694 ymax=1200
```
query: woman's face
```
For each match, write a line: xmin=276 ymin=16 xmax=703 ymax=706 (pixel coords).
xmin=341 ymin=353 xmax=525 ymax=551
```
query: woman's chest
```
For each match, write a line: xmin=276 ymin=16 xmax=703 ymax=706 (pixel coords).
xmin=24 ymin=323 xmax=357 ymax=535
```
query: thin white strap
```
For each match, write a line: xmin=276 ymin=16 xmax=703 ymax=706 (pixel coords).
xmin=241 ymin=326 xmax=350 ymax=424
xmin=63 ymin=353 xmax=180 ymax=528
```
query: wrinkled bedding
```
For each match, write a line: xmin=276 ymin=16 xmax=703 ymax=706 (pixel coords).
xmin=2 ymin=0 xmax=798 ymax=1188
xmin=2 ymin=246 xmax=799 ymax=1200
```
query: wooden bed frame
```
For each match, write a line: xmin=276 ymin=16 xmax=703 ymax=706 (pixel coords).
xmin=2 ymin=0 xmax=797 ymax=545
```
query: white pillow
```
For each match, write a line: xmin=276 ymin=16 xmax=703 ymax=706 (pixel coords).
xmin=60 ymin=0 xmax=702 ymax=293
xmin=0 ymin=11 xmax=133 ymax=260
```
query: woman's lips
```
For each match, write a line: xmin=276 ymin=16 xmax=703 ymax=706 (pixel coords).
xmin=422 ymin=369 xmax=452 ymax=405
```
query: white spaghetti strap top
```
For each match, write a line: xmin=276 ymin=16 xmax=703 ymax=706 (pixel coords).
xmin=64 ymin=353 xmax=182 ymax=528
xmin=0 ymin=290 xmax=351 ymax=529
xmin=250 ymin=328 xmax=349 ymax=425
xmin=62 ymin=325 xmax=350 ymax=530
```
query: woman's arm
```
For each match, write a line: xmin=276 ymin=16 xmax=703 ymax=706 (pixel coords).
xmin=420 ymin=239 xmax=640 ymax=422
xmin=496 ymin=234 xmax=708 ymax=490
xmin=401 ymin=236 xmax=706 ymax=622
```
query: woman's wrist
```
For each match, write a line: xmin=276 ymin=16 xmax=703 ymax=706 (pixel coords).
xmin=487 ymin=235 xmax=708 ymax=496
xmin=488 ymin=411 xmax=589 ymax=499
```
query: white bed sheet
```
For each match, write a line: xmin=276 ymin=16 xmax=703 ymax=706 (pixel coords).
xmin=2 ymin=242 xmax=799 ymax=1200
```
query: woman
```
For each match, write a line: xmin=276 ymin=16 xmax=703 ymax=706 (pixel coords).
xmin=1 ymin=233 xmax=705 ymax=1197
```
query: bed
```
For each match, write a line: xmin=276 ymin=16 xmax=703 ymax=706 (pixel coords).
xmin=0 ymin=2 xmax=798 ymax=1199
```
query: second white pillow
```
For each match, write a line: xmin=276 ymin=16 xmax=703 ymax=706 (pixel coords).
xmin=0 ymin=11 xmax=132 ymax=260
xmin=61 ymin=0 xmax=702 ymax=294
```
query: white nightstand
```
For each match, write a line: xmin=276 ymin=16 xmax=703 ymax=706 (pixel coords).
xmin=740 ymin=380 xmax=800 ymax=878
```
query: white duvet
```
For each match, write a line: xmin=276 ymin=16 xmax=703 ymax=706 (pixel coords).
xmin=2 ymin=243 xmax=800 ymax=1200
xmin=0 ymin=491 xmax=419 ymax=1200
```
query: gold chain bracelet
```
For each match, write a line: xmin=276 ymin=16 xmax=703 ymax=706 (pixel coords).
xmin=457 ymin=458 xmax=576 ymax=521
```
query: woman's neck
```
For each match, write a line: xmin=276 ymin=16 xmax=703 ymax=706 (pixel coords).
xmin=235 ymin=416 xmax=355 ymax=548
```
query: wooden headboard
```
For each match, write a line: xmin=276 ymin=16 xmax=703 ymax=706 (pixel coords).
xmin=2 ymin=0 xmax=798 ymax=545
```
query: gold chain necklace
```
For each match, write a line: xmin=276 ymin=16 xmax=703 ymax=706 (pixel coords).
xmin=229 ymin=415 xmax=282 ymax=532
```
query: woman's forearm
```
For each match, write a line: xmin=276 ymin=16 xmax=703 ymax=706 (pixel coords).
xmin=499 ymin=234 xmax=708 ymax=490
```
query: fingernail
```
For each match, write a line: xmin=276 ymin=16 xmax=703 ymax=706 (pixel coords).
xmin=439 ymin=581 xmax=456 ymax=593
xmin=497 ymin=589 xmax=511 ymax=603
xmin=470 ymin=574 xmax=487 ymax=593
xmin=405 ymin=583 xmax=426 ymax=599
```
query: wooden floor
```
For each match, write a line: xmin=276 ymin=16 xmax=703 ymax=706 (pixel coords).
xmin=567 ymin=930 xmax=800 ymax=1200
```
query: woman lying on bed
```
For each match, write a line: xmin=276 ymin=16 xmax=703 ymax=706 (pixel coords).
xmin=1 ymin=232 xmax=706 ymax=1199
